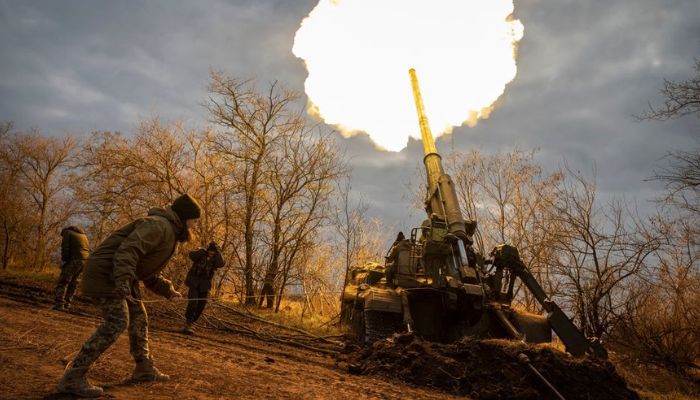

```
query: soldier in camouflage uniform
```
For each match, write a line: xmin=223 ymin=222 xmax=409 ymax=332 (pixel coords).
xmin=53 ymin=226 xmax=90 ymax=310
xmin=57 ymin=194 xmax=202 ymax=398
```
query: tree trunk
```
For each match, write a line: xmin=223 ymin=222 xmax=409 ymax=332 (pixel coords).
xmin=243 ymin=208 xmax=256 ymax=304
xmin=34 ymin=227 xmax=46 ymax=270
xmin=275 ymin=270 xmax=290 ymax=313
xmin=258 ymin=280 xmax=276 ymax=309
xmin=2 ymin=221 xmax=10 ymax=270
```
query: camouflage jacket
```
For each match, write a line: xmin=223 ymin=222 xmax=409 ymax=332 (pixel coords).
xmin=61 ymin=226 xmax=90 ymax=263
xmin=80 ymin=207 xmax=183 ymax=299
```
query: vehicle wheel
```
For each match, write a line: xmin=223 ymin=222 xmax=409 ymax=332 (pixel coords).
xmin=363 ymin=310 xmax=402 ymax=343
xmin=350 ymin=307 xmax=365 ymax=342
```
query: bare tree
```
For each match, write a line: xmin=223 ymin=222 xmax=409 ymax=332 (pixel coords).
xmin=206 ymin=71 xmax=305 ymax=305
xmin=74 ymin=131 xmax=132 ymax=243
xmin=548 ymin=167 xmax=661 ymax=338
xmin=652 ymin=148 xmax=700 ymax=215
xmin=640 ymin=57 xmax=700 ymax=214
xmin=258 ymin=130 xmax=345 ymax=309
xmin=618 ymin=55 xmax=700 ymax=371
xmin=297 ymin=241 xmax=342 ymax=319
xmin=637 ymin=58 xmax=700 ymax=121
xmin=183 ymin=128 xmax=243 ymax=295
xmin=616 ymin=215 xmax=700 ymax=371
xmin=76 ymin=120 xmax=192 ymax=244
xmin=0 ymin=122 xmax=32 ymax=270
xmin=9 ymin=131 xmax=78 ymax=269
xmin=75 ymin=120 xmax=245 ymax=287
xmin=444 ymin=149 xmax=564 ymax=310
xmin=334 ymin=176 xmax=372 ymax=290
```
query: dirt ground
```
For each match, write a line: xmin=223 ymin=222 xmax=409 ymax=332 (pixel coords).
xmin=343 ymin=333 xmax=638 ymax=400
xmin=1 ymin=273 xmax=697 ymax=400
xmin=0 ymin=275 xmax=458 ymax=400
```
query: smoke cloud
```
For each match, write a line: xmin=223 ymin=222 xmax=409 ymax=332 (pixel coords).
xmin=293 ymin=0 xmax=523 ymax=151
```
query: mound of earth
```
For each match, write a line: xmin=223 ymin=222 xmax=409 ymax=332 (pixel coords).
xmin=345 ymin=333 xmax=639 ymax=400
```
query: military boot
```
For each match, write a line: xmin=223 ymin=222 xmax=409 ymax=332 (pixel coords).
xmin=54 ymin=285 xmax=67 ymax=310
xmin=132 ymin=359 xmax=170 ymax=382
xmin=182 ymin=322 xmax=194 ymax=335
xmin=57 ymin=366 xmax=103 ymax=398
xmin=65 ymin=282 xmax=78 ymax=310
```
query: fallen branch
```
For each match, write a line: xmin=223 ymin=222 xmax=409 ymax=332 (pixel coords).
xmin=215 ymin=302 xmax=343 ymax=346
xmin=0 ymin=346 xmax=35 ymax=351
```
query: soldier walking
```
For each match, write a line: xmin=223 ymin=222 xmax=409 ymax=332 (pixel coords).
xmin=57 ymin=194 xmax=202 ymax=398
xmin=182 ymin=241 xmax=224 ymax=335
xmin=53 ymin=226 xmax=90 ymax=311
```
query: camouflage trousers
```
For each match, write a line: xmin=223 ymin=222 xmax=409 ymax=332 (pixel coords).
xmin=54 ymin=260 xmax=84 ymax=307
xmin=71 ymin=297 xmax=150 ymax=369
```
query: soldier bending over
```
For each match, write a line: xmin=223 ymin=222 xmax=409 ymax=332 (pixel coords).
xmin=57 ymin=194 xmax=202 ymax=398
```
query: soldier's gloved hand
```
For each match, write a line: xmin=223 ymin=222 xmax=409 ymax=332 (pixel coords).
xmin=170 ymin=291 xmax=184 ymax=301
xmin=114 ymin=278 xmax=132 ymax=299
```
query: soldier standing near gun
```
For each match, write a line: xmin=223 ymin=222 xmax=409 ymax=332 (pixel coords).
xmin=53 ymin=226 xmax=90 ymax=311
xmin=57 ymin=194 xmax=201 ymax=398
xmin=385 ymin=231 xmax=406 ymax=287
xmin=182 ymin=241 xmax=224 ymax=335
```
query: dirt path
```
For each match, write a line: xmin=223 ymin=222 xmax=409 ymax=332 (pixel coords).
xmin=0 ymin=278 xmax=459 ymax=400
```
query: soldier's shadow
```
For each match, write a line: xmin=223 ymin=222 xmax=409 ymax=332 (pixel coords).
xmin=41 ymin=393 xmax=115 ymax=399
xmin=41 ymin=379 xmax=148 ymax=399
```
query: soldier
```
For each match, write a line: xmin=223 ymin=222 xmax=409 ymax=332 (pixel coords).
xmin=53 ymin=226 xmax=90 ymax=311
xmin=57 ymin=194 xmax=202 ymax=398
xmin=385 ymin=231 xmax=407 ymax=286
xmin=182 ymin=241 xmax=224 ymax=335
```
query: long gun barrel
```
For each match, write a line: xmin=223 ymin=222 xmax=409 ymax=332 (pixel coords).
xmin=409 ymin=68 xmax=473 ymax=241
xmin=409 ymin=68 xmax=443 ymax=195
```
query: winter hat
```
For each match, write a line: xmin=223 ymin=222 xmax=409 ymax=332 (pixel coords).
xmin=171 ymin=194 xmax=202 ymax=222
xmin=207 ymin=241 xmax=218 ymax=252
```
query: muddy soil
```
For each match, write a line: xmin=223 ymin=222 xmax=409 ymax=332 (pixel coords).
xmin=344 ymin=332 xmax=639 ymax=400
xmin=0 ymin=273 xmax=641 ymax=400
xmin=0 ymin=274 xmax=457 ymax=400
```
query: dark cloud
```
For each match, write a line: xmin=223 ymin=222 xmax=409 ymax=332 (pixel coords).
xmin=0 ymin=0 xmax=316 ymax=133
xmin=1 ymin=0 xmax=698 ymax=228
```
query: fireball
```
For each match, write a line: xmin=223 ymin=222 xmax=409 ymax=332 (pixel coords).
xmin=293 ymin=0 xmax=524 ymax=151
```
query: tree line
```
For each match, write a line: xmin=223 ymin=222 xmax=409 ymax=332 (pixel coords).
xmin=0 ymin=72 xmax=378 ymax=316
xmin=434 ymin=148 xmax=699 ymax=372
xmin=1 ymin=63 xmax=699 ymax=372
xmin=410 ymin=57 xmax=700 ymax=372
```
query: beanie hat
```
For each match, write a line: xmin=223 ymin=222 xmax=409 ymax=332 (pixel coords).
xmin=171 ymin=194 xmax=202 ymax=222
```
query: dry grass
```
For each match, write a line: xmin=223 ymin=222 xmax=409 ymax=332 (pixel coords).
xmin=239 ymin=299 xmax=342 ymax=337
xmin=609 ymin=351 xmax=700 ymax=400
xmin=3 ymin=266 xmax=59 ymax=283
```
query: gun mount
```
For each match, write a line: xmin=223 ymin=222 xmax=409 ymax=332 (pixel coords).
xmin=340 ymin=69 xmax=606 ymax=359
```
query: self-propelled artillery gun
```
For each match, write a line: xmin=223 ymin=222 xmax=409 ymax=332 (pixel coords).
xmin=340 ymin=69 xmax=606 ymax=358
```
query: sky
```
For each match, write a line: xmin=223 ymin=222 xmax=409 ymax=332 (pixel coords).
xmin=1 ymin=0 xmax=699 ymax=233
